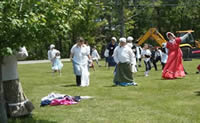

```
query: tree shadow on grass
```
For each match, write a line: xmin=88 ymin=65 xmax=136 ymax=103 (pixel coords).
xmin=8 ymin=115 xmax=57 ymax=123
xmin=61 ymin=84 xmax=77 ymax=87
xmin=194 ymin=91 xmax=200 ymax=96
xmin=104 ymin=85 xmax=118 ymax=87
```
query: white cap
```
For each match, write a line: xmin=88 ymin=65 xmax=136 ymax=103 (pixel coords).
xmin=119 ymin=37 xmax=126 ymax=43
xmin=111 ymin=37 xmax=117 ymax=42
xmin=127 ymin=36 xmax=134 ymax=41
xmin=50 ymin=44 xmax=55 ymax=49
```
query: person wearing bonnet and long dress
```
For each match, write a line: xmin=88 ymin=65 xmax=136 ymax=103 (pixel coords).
xmin=162 ymin=32 xmax=190 ymax=79
xmin=113 ymin=37 xmax=137 ymax=86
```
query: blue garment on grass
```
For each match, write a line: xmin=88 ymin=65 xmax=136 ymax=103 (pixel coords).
xmin=114 ymin=82 xmax=135 ymax=86
xmin=40 ymin=100 xmax=51 ymax=106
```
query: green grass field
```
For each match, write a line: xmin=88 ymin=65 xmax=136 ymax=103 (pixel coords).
xmin=9 ymin=59 xmax=200 ymax=123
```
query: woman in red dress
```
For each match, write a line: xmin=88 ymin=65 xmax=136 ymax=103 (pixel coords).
xmin=162 ymin=32 xmax=190 ymax=79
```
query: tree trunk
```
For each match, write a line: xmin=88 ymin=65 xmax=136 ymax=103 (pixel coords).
xmin=0 ymin=56 xmax=8 ymax=123
xmin=119 ymin=0 xmax=125 ymax=37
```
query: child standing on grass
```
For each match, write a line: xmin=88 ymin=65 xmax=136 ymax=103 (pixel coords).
xmin=142 ymin=43 xmax=152 ymax=77
xmin=91 ymin=46 xmax=101 ymax=67
xmin=52 ymin=52 xmax=63 ymax=76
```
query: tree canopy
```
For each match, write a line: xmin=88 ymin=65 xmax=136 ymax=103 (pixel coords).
xmin=1 ymin=0 xmax=200 ymax=59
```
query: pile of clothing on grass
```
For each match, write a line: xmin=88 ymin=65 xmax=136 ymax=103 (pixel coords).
xmin=40 ymin=92 xmax=93 ymax=107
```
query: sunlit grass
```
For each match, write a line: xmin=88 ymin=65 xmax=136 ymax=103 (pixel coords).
xmin=8 ymin=59 xmax=200 ymax=123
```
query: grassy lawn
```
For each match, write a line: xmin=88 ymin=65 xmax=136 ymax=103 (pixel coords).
xmin=9 ymin=59 xmax=200 ymax=123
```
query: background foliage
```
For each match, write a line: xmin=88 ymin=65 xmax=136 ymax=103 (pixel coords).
xmin=1 ymin=0 xmax=200 ymax=59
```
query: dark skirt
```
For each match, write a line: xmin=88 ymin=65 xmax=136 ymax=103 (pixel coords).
xmin=114 ymin=62 xmax=133 ymax=83
xmin=3 ymin=79 xmax=34 ymax=117
xmin=107 ymin=56 xmax=116 ymax=67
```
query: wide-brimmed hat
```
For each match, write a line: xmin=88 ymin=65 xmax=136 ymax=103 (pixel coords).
xmin=166 ymin=32 xmax=176 ymax=39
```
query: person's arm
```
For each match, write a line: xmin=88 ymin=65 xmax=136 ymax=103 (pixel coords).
xmin=96 ymin=50 xmax=101 ymax=59
xmin=180 ymin=33 xmax=190 ymax=41
xmin=113 ymin=47 xmax=119 ymax=64
xmin=70 ymin=53 xmax=74 ymax=61
xmin=70 ymin=45 xmax=75 ymax=61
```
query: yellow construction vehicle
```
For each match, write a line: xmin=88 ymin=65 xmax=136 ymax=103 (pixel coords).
xmin=137 ymin=28 xmax=166 ymax=46
xmin=176 ymin=30 xmax=200 ymax=60
xmin=137 ymin=28 xmax=200 ymax=60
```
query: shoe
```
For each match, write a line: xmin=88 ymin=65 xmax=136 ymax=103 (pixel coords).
xmin=196 ymin=71 xmax=199 ymax=74
xmin=145 ymin=74 xmax=149 ymax=77
xmin=133 ymin=82 xmax=138 ymax=86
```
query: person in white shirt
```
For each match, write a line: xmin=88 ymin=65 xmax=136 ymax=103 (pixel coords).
xmin=127 ymin=36 xmax=137 ymax=73
xmin=127 ymin=36 xmax=134 ymax=48
xmin=91 ymin=46 xmax=101 ymax=67
xmin=48 ymin=44 xmax=59 ymax=66
xmin=161 ymin=43 xmax=168 ymax=70
xmin=113 ymin=37 xmax=137 ymax=86
xmin=135 ymin=44 xmax=143 ymax=67
xmin=141 ymin=43 xmax=152 ymax=76
xmin=1 ymin=46 xmax=34 ymax=117
xmin=70 ymin=37 xmax=92 ymax=87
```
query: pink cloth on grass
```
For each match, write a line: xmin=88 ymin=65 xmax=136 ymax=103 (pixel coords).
xmin=50 ymin=97 xmax=78 ymax=106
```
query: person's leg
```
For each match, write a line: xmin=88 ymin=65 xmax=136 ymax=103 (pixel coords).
xmin=138 ymin=58 xmax=142 ymax=67
xmin=76 ymin=76 xmax=81 ymax=86
xmin=152 ymin=60 xmax=157 ymax=71
xmin=58 ymin=69 xmax=61 ymax=76
xmin=196 ymin=65 xmax=200 ymax=74
xmin=146 ymin=61 xmax=151 ymax=76
xmin=184 ymin=68 xmax=188 ymax=74
xmin=144 ymin=61 xmax=148 ymax=76
xmin=105 ymin=57 xmax=108 ymax=67
xmin=162 ymin=62 xmax=166 ymax=70
xmin=96 ymin=59 xmax=101 ymax=67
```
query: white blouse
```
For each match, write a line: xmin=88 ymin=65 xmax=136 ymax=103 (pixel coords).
xmin=71 ymin=44 xmax=90 ymax=65
xmin=91 ymin=49 xmax=100 ymax=60
xmin=141 ymin=49 xmax=151 ymax=62
xmin=113 ymin=45 xmax=135 ymax=64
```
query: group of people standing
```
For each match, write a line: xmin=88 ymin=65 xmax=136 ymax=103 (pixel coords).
xmin=47 ymin=31 xmax=192 ymax=87
xmin=104 ymin=31 xmax=192 ymax=85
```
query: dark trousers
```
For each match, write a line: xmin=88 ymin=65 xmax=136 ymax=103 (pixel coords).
xmin=76 ymin=76 xmax=81 ymax=86
xmin=144 ymin=61 xmax=151 ymax=71
xmin=136 ymin=58 xmax=142 ymax=67
xmin=161 ymin=62 xmax=166 ymax=70
xmin=151 ymin=56 xmax=161 ymax=71
xmin=152 ymin=60 xmax=158 ymax=71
